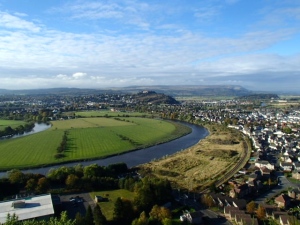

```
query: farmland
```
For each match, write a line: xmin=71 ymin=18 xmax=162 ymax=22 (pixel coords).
xmin=0 ymin=117 xmax=190 ymax=170
xmin=0 ymin=119 xmax=26 ymax=131
xmin=74 ymin=110 xmax=152 ymax=118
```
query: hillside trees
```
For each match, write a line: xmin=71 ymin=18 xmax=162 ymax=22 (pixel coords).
xmin=93 ymin=204 xmax=107 ymax=225
xmin=133 ymin=177 xmax=172 ymax=213
xmin=113 ymin=197 xmax=135 ymax=224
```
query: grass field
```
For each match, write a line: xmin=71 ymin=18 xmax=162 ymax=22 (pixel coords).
xmin=0 ymin=117 xmax=190 ymax=170
xmin=0 ymin=120 xmax=26 ymax=131
xmin=139 ymin=124 xmax=246 ymax=191
xmin=75 ymin=110 xmax=152 ymax=118
xmin=90 ymin=189 xmax=135 ymax=220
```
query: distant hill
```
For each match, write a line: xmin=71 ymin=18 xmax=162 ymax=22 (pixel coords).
xmin=0 ymin=85 xmax=252 ymax=97
xmin=0 ymin=88 xmax=113 ymax=96
xmin=112 ymin=85 xmax=252 ymax=97
xmin=134 ymin=91 xmax=179 ymax=104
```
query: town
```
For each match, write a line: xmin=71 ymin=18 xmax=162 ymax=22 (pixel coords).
xmin=0 ymin=90 xmax=300 ymax=225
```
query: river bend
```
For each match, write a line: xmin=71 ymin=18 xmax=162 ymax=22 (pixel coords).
xmin=0 ymin=122 xmax=208 ymax=177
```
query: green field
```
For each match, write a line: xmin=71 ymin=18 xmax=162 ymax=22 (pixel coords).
xmin=0 ymin=117 xmax=190 ymax=170
xmin=74 ymin=110 xmax=152 ymax=118
xmin=90 ymin=189 xmax=135 ymax=220
xmin=0 ymin=120 xmax=26 ymax=131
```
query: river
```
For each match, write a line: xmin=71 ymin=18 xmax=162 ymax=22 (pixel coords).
xmin=0 ymin=122 xmax=208 ymax=178
xmin=1 ymin=123 xmax=51 ymax=140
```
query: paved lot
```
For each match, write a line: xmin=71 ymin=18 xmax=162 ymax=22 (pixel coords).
xmin=59 ymin=192 xmax=95 ymax=219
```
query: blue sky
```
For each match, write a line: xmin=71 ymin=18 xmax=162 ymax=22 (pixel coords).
xmin=0 ymin=0 xmax=299 ymax=93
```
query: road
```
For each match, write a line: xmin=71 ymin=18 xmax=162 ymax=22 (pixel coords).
xmin=59 ymin=193 xmax=95 ymax=219
xmin=255 ymin=171 xmax=299 ymax=204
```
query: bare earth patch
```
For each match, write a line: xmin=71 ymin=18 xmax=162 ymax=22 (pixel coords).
xmin=138 ymin=124 xmax=245 ymax=191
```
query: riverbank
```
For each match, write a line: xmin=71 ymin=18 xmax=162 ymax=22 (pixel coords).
xmin=0 ymin=122 xmax=208 ymax=177
xmin=0 ymin=118 xmax=191 ymax=171
xmin=138 ymin=123 xmax=246 ymax=191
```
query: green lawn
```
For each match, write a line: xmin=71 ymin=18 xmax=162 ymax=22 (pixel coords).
xmin=50 ymin=117 xmax=136 ymax=130
xmin=0 ymin=117 xmax=190 ymax=170
xmin=0 ymin=119 xmax=26 ymax=131
xmin=90 ymin=189 xmax=135 ymax=220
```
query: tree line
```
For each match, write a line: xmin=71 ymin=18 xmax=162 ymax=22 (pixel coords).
xmin=0 ymin=123 xmax=35 ymax=138
xmin=1 ymin=162 xmax=173 ymax=225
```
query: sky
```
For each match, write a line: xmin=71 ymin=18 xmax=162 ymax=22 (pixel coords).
xmin=0 ymin=0 xmax=299 ymax=93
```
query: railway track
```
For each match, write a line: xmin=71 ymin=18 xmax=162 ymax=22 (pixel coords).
xmin=214 ymin=134 xmax=251 ymax=188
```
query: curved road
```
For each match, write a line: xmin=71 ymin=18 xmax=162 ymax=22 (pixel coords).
xmin=255 ymin=171 xmax=299 ymax=204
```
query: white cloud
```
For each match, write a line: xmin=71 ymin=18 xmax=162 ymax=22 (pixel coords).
xmin=53 ymin=0 xmax=152 ymax=29
xmin=0 ymin=1 xmax=299 ymax=92
xmin=56 ymin=74 xmax=70 ymax=80
xmin=0 ymin=11 xmax=40 ymax=32
xmin=193 ymin=6 xmax=220 ymax=22
xmin=72 ymin=72 xmax=87 ymax=79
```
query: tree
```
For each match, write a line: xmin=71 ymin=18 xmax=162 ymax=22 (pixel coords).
xmin=85 ymin=205 xmax=94 ymax=225
xmin=75 ymin=212 xmax=85 ymax=225
xmin=113 ymin=197 xmax=134 ymax=224
xmin=4 ymin=213 xmax=19 ymax=225
xmin=48 ymin=211 xmax=75 ymax=225
xmin=25 ymin=179 xmax=37 ymax=192
xmin=84 ymin=164 xmax=101 ymax=178
xmin=283 ymin=126 xmax=292 ymax=134
xmin=65 ymin=174 xmax=80 ymax=189
xmin=113 ymin=197 xmax=123 ymax=222
xmin=47 ymin=166 xmax=74 ymax=184
xmin=246 ymin=201 xmax=256 ymax=214
xmin=256 ymin=204 xmax=266 ymax=220
xmin=149 ymin=205 xmax=171 ymax=224
xmin=201 ymin=194 xmax=214 ymax=208
xmin=132 ymin=211 xmax=149 ymax=225
xmin=35 ymin=177 xmax=49 ymax=193
xmin=93 ymin=204 xmax=107 ymax=225
xmin=8 ymin=169 xmax=25 ymax=185
xmin=133 ymin=182 xmax=154 ymax=213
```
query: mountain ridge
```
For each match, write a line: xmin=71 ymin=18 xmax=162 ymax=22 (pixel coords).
xmin=0 ymin=85 xmax=252 ymax=97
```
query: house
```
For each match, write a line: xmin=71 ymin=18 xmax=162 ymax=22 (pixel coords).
xmin=180 ymin=210 xmax=202 ymax=224
xmin=211 ymin=193 xmax=246 ymax=210
xmin=275 ymin=194 xmax=291 ymax=209
xmin=292 ymin=171 xmax=300 ymax=180
xmin=255 ymin=160 xmax=274 ymax=170
xmin=263 ymin=205 xmax=280 ymax=218
xmin=260 ymin=167 xmax=271 ymax=178
xmin=236 ymin=215 xmax=258 ymax=225
xmin=279 ymin=214 xmax=298 ymax=225
xmin=248 ymin=173 xmax=260 ymax=182
xmin=94 ymin=195 xmax=108 ymax=203
xmin=293 ymin=162 xmax=300 ymax=171
xmin=281 ymin=152 xmax=292 ymax=163
xmin=0 ymin=194 xmax=54 ymax=223
xmin=230 ymin=183 xmax=250 ymax=198
xmin=280 ymin=162 xmax=293 ymax=172
xmin=224 ymin=206 xmax=238 ymax=218
xmin=223 ymin=206 xmax=258 ymax=225
xmin=288 ymin=188 xmax=300 ymax=200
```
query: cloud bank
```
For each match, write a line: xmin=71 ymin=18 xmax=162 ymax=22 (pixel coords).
xmin=0 ymin=0 xmax=299 ymax=93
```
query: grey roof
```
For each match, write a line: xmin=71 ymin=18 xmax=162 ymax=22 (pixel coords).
xmin=0 ymin=194 xmax=54 ymax=223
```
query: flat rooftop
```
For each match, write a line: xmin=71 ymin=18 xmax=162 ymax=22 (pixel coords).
xmin=0 ymin=194 xmax=54 ymax=223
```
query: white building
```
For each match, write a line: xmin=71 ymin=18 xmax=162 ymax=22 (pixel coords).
xmin=0 ymin=194 xmax=54 ymax=223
